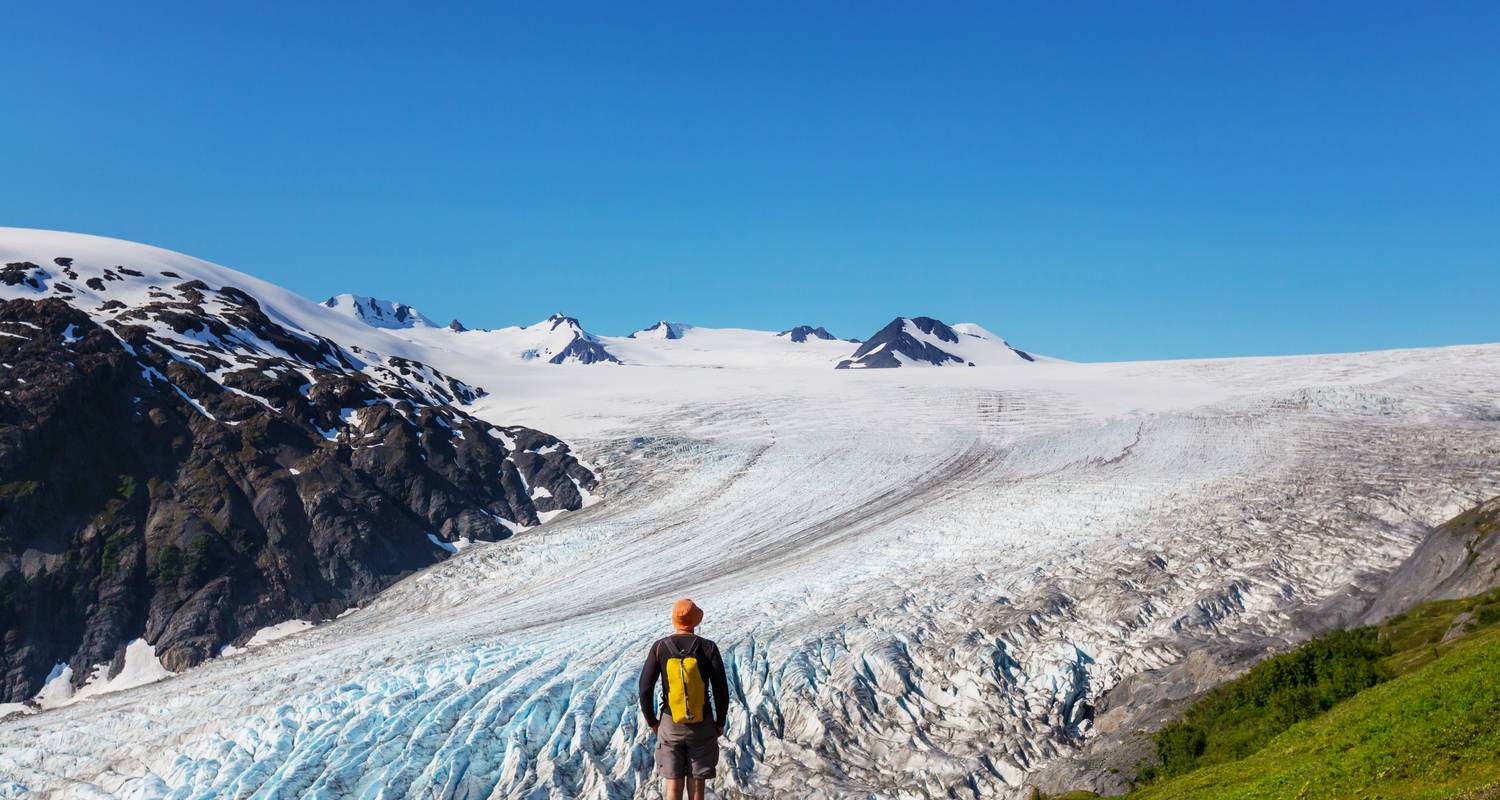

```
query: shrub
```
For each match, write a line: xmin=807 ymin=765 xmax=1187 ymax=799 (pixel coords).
xmin=1146 ymin=627 xmax=1392 ymax=779
xmin=186 ymin=533 xmax=216 ymax=582
xmin=156 ymin=544 xmax=185 ymax=581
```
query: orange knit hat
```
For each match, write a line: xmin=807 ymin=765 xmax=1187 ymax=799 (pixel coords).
xmin=672 ymin=598 xmax=703 ymax=631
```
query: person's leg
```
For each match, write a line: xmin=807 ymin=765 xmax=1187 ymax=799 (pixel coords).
xmin=664 ymin=777 xmax=684 ymax=800
xmin=687 ymin=777 xmax=706 ymax=800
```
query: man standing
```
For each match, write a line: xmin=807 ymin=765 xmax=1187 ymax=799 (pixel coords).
xmin=639 ymin=598 xmax=731 ymax=800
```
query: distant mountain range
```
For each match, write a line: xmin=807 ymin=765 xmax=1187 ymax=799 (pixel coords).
xmin=322 ymin=298 xmax=1042 ymax=370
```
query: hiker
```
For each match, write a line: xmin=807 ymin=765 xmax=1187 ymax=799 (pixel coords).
xmin=639 ymin=598 xmax=731 ymax=800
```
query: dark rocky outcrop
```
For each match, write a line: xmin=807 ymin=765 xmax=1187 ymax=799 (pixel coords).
xmin=0 ymin=278 xmax=598 ymax=704
xmin=320 ymin=294 xmax=436 ymax=329
xmin=629 ymin=321 xmax=687 ymax=340
xmin=777 ymin=325 xmax=845 ymax=343
xmin=837 ymin=316 xmax=967 ymax=369
xmin=542 ymin=314 xmax=620 ymax=364
xmin=837 ymin=315 xmax=1035 ymax=368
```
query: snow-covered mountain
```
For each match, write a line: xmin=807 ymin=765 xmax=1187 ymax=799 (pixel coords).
xmin=778 ymin=324 xmax=853 ymax=343
xmin=518 ymin=313 xmax=621 ymax=364
xmin=837 ymin=315 xmax=1036 ymax=368
xmin=341 ymin=310 xmax=861 ymax=369
xmin=441 ymin=313 xmax=623 ymax=365
xmin=629 ymin=320 xmax=689 ymax=340
xmin=3 ymin=228 xmax=1500 ymax=800
xmin=318 ymin=292 xmax=1035 ymax=373
xmin=320 ymin=293 xmax=438 ymax=329
xmin=0 ymin=228 xmax=598 ymax=710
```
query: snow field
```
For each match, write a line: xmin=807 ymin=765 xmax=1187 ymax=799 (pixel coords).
xmin=3 ymin=341 xmax=1499 ymax=798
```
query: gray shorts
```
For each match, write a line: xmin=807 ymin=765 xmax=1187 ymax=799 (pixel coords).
xmin=655 ymin=716 xmax=719 ymax=779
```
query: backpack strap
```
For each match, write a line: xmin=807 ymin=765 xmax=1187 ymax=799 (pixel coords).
xmin=661 ymin=634 xmax=698 ymax=659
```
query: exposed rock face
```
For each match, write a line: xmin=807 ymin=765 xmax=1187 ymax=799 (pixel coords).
xmin=837 ymin=315 xmax=1035 ymax=368
xmin=448 ymin=319 xmax=467 ymax=332
xmin=321 ymin=294 xmax=437 ymax=329
xmin=537 ymin=314 xmax=620 ymax=364
xmin=777 ymin=325 xmax=843 ymax=343
xmin=629 ymin=321 xmax=687 ymax=340
xmin=0 ymin=257 xmax=598 ymax=704
xmin=1360 ymin=496 xmax=1500 ymax=624
xmin=838 ymin=316 xmax=966 ymax=368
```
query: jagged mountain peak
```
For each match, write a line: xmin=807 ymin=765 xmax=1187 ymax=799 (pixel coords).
xmin=508 ymin=313 xmax=620 ymax=364
xmin=321 ymin=293 xmax=438 ymax=330
xmin=836 ymin=315 xmax=1035 ymax=369
xmin=629 ymin=320 xmax=690 ymax=340
xmin=539 ymin=312 xmax=582 ymax=331
xmin=778 ymin=324 xmax=853 ymax=343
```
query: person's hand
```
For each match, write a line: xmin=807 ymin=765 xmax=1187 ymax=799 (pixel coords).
xmin=716 ymin=724 xmax=724 ymax=737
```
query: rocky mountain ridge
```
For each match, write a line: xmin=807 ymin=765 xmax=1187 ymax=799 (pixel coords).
xmin=836 ymin=315 xmax=1036 ymax=368
xmin=321 ymin=293 xmax=438 ymax=330
xmin=0 ymin=231 xmax=599 ymax=706
xmin=330 ymin=296 xmax=1039 ymax=369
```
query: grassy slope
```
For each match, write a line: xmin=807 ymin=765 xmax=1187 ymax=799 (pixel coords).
xmin=1120 ymin=591 xmax=1500 ymax=799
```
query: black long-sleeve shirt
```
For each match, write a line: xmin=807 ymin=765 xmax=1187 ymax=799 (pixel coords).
xmin=638 ymin=633 xmax=730 ymax=729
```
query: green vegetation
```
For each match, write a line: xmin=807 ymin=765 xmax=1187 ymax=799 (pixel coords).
xmin=100 ymin=532 xmax=134 ymax=575
xmin=1128 ymin=625 xmax=1500 ymax=799
xmin=1142 ymin=628 xmax=1391 ymax=780
xmin=155 ymin=543 xmax=185 ymax=581
xmin=186 ymin=532 xmax=216 ymax=582
xmin=1112 ymin=586 xmax=1500 ymax=799
xmin=0 ymin=480 xmax=42 ymax=500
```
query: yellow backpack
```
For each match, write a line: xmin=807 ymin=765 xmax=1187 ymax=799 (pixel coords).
xmin=662 ymin=636 xmax=707 ymax=724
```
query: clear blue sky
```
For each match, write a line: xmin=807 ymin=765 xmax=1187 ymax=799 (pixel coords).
xmin=5 ymin=2 xmax=1497 ymax=361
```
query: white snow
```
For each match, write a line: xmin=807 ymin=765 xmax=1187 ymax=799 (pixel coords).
xmin=893 ymin=318 xmax=1040 ymax=366
xmin=603 ymin=324 xmax=856 ymax=368
xmin=629 ymin=320 xmax=692 ymax=340
xmin=321 ymin=293 xmax=438 ymax=329
xmin=443 ymin=313 xmax=618 ymax=365
xmin=22 ymin=640 xmax=176 ymax=712
xmin=220 ymin=620 xmax=317 ymax=658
